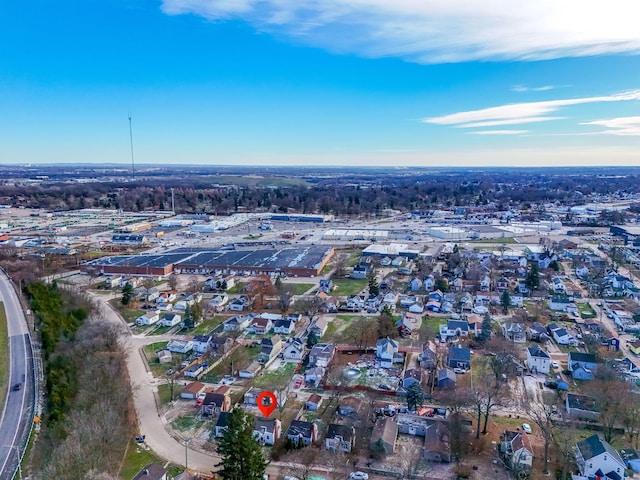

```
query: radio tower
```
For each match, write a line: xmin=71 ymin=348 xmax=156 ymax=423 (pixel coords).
xmin=128 ymin=112 xmax=135 ymax=180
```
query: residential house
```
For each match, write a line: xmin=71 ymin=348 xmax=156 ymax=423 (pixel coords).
xmin=574 ymin=434 xmax=625 ymax=480
xmin=223 ymin=314 xmax=253 ymax=332
xmin=287 ymin=420 xmax=318 ymax=447
xmin=228 ymin=296 xmax=251 ymax=312
xmin=132 ymin=464 xmax=168 ymax=480
xmin=500 ymin=430 xmax=533 ymax=475
xmin=479 ymin=275 xmax=491 ymax=292
xmin=628 ymin=339 xmax=640 ymax=356
xmin=338 ymin=396 xmax=362 ymax=416
xmin=273 ymin=319 xmax=294 ymax=335
xmin=156 ymin=349 xmax=172 ymax=364
xmin=305 ymin=393 xmax=322 ymax=411
xmin=282 ymin=337 xmax=305 ymax=363
xmin=158 ymin=313 xmax=181 ymax=328
xmin=192 ymin=335 xmax=212 ymax=354
xmin=370 ymin=417 xmax=398 ymax=455
xmin=325 ymin=424 xmax=356 ymax=453
xmin=376 ymin=337 xmax=399 ymax=368
xmin=397 ymin=312 xmax=422 ymax=336
xmin=423 ymin=275 xmax=435 ymax=291
xmin=551 ymin=326 xmax=574 ymax=346
xmin=496 ymin=277 xmax=510 ymax=291
xmin=437 ymin=368 xmax=457 ymax=389
xmin=545 ymin=374 xmax=569 ymax=391
xmin=185 ymin=363 xmax=206 ymax=378
xmin=239 ymin=361 xmax=262 ymax=379
xmin=308 ymin=317 xmax=329 ymax=338
xmin=208 ymin=294 xmax=229 ymax=311
xmin=258 ymin=335 xmax=283 ymax=364
xmin=166 ymin=339 xmax=193 ymax=354
xmin=285 ymin=313 xmax=302 ymax=323
xmin=206 ymin=275 xmax=235 ymax=291
xmin=210 ymin=335 xmax=233 ymax=354
xmin=565 ymin=393 xmax=599 ymax=421
xmin=253 ymin=418 xmax=281 ymax=446
xmin=144 ymin=287 xmax=161 ymax=302
xmin=214 ymin=411 xmax=232 ymax=438
xmin=568 ymin=351 xmax=597 ymax=381
xmin=402 ymin=369 xmax=423 ymax=389
xmin=173 ymin=300 xmax=189 ymax=312
xmin=396 ymin=414 xmax=451 ymax=463
xmin=526 ymin=345 xmax=551 ymax=374
xmin=549 ymin=297 xmax=571 ymax=311
xmin=439 ymin=319 xmax=470 ymax=341
xmin=409 ymin=277 xmax=423 ymax=292
xmin=156 ymin=291 xmax=177 ymax=304
xmin=382 ymin=292 xmax=399 ymax=310
xmin=447 ymin=346 xmax=471 ymax=370
xmin=136 ymin=312 xmax=160 ymax=326
xmin=528 ymin=322 xmax=549 ymax=342
xmin=502 ymin=321 xmax=526 ymax=343
xmin=419 ymin=342 xmax=437 ymax=369
xmin=450 ymin=277 xmax=464 ymax=292
xmin=309 ymin=343 xmax=336 ymax=368
xmin=248 ymin=316 xmax=273 ymax=334
xmin=201 ymin=391 xmax=231 ymax=416
xmin=318 ymin=279 xmax=333 ymax=293
xmin=350 ymin=264 xmax=370 ymax=279
xmin=575 ymin=265 xmax=590 ymax=278
xmin=180 ymin=381 xmax=205 ymax=399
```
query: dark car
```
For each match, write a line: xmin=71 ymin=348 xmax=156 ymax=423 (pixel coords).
xmin=12 ymin=383 xmax=22 ymax=391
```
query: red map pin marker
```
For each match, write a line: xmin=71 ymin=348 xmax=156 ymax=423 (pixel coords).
xmin=256 ymin=391 xmax=277 ymax=418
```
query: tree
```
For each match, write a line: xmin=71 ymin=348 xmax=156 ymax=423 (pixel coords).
xmin=274 ymin=279 xmax=296 ymax=313
xmin=434 ymin=278 xmax=449 ymax=293
xmin=183 ymin=305 xmax=194 ymax=329
xmin=500 ymin=290 xmax=511 ymax=314
xmin=377 ymin=306 xmax=397 ymax=339
xmin=306 ymin=331 xmax=319 ymax=349
xmin=524 ymin=263 xmax=539 ymax=293
xmin=406 ymin=383 xmax=424 ymax=412
xmin=121 ymin=283 xmax=134 ymax=306
xmin=368 ymin=274 xmax=380 ymax=296
xmin=480 ymin=313 xmax=492 ymax=342
xmin=216 ymin=408 xmax=268 ymax=480
xmin=190 ymin=301 xmax=203 ymax=325
xmin=527 ymin=401 xmax=556 ymax=474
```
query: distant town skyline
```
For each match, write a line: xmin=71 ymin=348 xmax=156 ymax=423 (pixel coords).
xmin=1 ymin=1 xmax=640 ymax=167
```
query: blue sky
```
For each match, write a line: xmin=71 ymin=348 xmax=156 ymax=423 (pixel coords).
xmin=2 ymin=0 xmax=640 ymax=167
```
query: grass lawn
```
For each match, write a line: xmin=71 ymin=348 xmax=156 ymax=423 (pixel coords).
xmin=185 ymin=316 xmax=225 ymax=335
xmin=0 ymin=303 xmax=7 ymax=415
xmin=108 ymin=300 xmax=146 ymax=323
xmin=119 ymin=439 xmax=182 ymax=479
xmin=171 ymin=415 xmax=206 ymax=432
xmin=576 ymin=302 xmax=596 ymax=318
xmin=254 ymin=362 xmax=296 ymax=389
xmin=327 ymin=278 xmax=368 ymax=296
xmin=286 ymin=283 xmax=316 ymax=295
xmin=421 ymin=315 xmax=443 ymax=339
xmin=157 ymin=383 xmax=173 ymax=404
xmin=149 ymin=325 xmax=174 ymax=336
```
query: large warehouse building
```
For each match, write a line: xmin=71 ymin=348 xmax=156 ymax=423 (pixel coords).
xmin=82 ymin=245 xmax=335 ymax=277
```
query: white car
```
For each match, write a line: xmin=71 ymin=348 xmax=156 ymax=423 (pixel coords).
xmin=453 ymin=368 xmax=466 ymax=374
xmin=349 ymin=473 xmax=369 ymax=480
xmin=522 ymin=423 xmax=532 ymax=434
xmin=551 ymin=361 xmax=559 ymax=369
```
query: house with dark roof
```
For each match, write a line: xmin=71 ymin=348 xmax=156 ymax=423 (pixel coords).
xmin=338 ymin=396 xmax=362 ymax=416
xmin=369 ymin=417 xmax=398 ymax=455
xmin=437 ymin=368 xmax=456 ymax=389
xmin=273 ymin=318 xmax=294 ymax=335
xmin=201 ymin=391 xmax=231 ymax=416
xmin=258 ymin=335 xmax=283 ymax=364
xmin=565 ymin=393 xmax=599 ymax=421
xmin=376 ymin=337 xmax=400 ymax=368
xmin=214 ymin=411 xmax=232 ymax=438
xmin=439 ymin=319 xmax=470 ymax=341
xmin=402 ymin=368 xmax=423 ymax=389
xmin=287 ymin=420 xmax=318 ymax=447
xmin=309 ymin=343 xmax=336 ymax=368
xmin=528 ymin=322 xmax=549 ymax=342
xmin=447 ymin=346 xmax=471 ymax=370
xmin=568 ymin=351 xmax=597 ymax=380
xmin=253 ymin=418 xmax=281 ymax=446
xmin=420 ymin=342 xmax=437 ymax=369
xmin=131 ymin=463 xmax=168 ymax=480
xmin=192 ymin=335 xmax=212 ymax=354
xmin=305 ymin=393 xmax=323 ymax=411
xmin=574 ymin=434 xmax=625 ymax=480
xmin=526 ymin=345 xmax=551 ymax=374
xmin=325 ymin=424 xmax=356 ymax=453
xmin=282 ymin=337 xmax=305 ymax=363
xmin=502 ymin=321 xmax=526 ymax=343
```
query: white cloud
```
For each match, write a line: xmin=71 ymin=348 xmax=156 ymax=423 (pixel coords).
xmin=581 ymin=116 xmax=640 ymax=135
xmin=423 ymin=89 xmax=640 ymax=128
xmin=468 ymin=130 xmax=528 ymax=135
xmin=512 ymin=85 xmax=556 ymax=93
xmin=162 ymin=0 xmax=640 ymax=63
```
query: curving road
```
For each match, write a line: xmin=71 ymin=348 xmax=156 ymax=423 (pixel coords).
xmin=0 ymin=272 xmax=35 ymax=480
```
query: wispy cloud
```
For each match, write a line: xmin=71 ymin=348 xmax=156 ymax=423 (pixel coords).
xmin=162 ymin=0 xmax=640 ymax=63
xmin=423 ymin=89 xmax=640 ymax=128
xmin=468 ymin=130 xmax=528 ymax=135
xmin=581 ymin=116 xmax=640 ymax=135
xmin=512 ymin=85 xmax=556 ymax=93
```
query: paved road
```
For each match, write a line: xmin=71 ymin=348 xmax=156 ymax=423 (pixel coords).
xmin=0 ymin=272 xmax=34 ymax=480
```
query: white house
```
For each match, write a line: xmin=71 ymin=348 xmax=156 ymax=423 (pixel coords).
xmin=526 ymin=345 xmax=551 ymax=374
xmin=376 ymin=337 xmax=399 ymax=368
xmin=136 ymin=313 xmax=160 ymax=326
xmin=574 ymin=434 xmax=625 ymax=480
xmin=253 ymin=418 xmax=281 ymax=446
xmin=158 ymin=313 xmax=181 ymax=327
xmin=309 ymin=343 xmax=336 ymax=368
xmin=192 ymin=335 xmax=212 ymax=354
xmin=166 ymin=339 xmax=193 ymax=354
xmin=282 ymin=338 xmax=305 ymax=363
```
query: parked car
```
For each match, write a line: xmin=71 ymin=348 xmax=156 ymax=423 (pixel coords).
xmin=12 ymin=383 xmax=21 ymax=391
xmin=453 ymin=368 xmax=466 ymax=374
xmin=551 ymin=361 xmax=559 ymax=369
xmin=349 ymin=473 xmax=369 ymax=480
xmin=522 ymin=423 xmax=532 ymax=434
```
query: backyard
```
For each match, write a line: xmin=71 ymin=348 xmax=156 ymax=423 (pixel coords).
xmin=327 ymin=278 xmax=368 ymax=296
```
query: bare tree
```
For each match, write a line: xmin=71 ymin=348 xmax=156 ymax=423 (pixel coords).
xmin=527 ymin=401 xmax=556 ymax=474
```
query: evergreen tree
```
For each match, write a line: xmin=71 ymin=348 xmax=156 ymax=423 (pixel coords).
xmin=434 ymin=278 xmax=449 ymax=293
xmin=121 ymin=283 xmax=134 ymax=306
xmin=525 ymin=262 xmax=540 ymax=293
xmin=500 ymin=290 xmax=511 ymax=314
xmin=216 ymin=408 xmax=268 ymax=480
xmin=183 ymin=305 xmax=194 ymax=329
xmin=480 ymin=313 xmax=492 ymax=341
xmin=306 ymin=331 xmax=319 ymax=348
xmin=368 ymin=275 xmax=380 ymax=296
xmin=406 ymin=383 xmax=425 ymax=412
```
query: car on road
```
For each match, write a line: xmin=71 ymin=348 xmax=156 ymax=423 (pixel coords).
xmin=12 ymin=383 xmax=21 ymax=391
xmin=522 ymin=423 xmax=532 ymax=434
xmin=551 ymin=361 xmax=559 ymax=369
xmin=294 ymin=378 xmax=303 ymax=388
xmin=349 ymin=472 xmax=369 ymax=480
xmin=453 ymin=368 xmax=466 ymax=374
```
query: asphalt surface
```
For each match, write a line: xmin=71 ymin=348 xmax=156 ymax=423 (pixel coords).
xmin=0 ymin=272 xmax=34 ymax=480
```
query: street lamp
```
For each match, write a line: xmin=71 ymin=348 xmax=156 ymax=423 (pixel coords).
xmin=184 ymin=437 xmax=192 ymax=471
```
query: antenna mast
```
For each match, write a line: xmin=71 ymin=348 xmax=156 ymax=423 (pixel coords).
xmin=128 ymin=112 xmax=135 ymax=180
